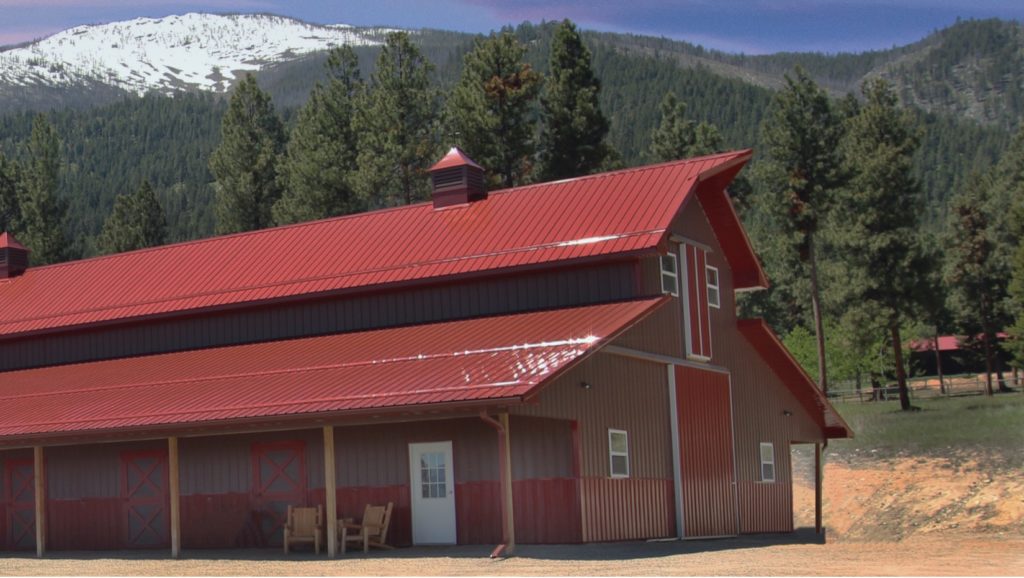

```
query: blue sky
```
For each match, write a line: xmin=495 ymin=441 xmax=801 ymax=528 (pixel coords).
xmin=1 ymin=0 xmax=1023 ymax=54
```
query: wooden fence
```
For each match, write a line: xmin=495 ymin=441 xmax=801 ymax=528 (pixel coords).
xmin=828 ymin=372 xmax=1022 ymax=403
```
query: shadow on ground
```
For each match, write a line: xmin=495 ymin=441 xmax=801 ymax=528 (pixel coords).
xmin=0 ymin=528 xmax=827 ymax=563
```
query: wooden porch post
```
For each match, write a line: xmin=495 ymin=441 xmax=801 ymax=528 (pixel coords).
xmin=33 ymin=446 xmax=45 ymax=557
xmin=168 ymin=437 xmax=181 ymax=559
xmin=324 ymin=426 xmax=337 ymax=558
xmin=499 ymin=413 xmax=515 ymax=555
xmin=814 ymin=442 xmax=823 ymax=534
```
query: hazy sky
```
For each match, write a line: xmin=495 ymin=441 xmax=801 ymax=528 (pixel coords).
xmin=2 ymin=0 xmax=1023 ymax=54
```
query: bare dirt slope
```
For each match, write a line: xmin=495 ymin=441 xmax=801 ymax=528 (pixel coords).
xmin=793 ymin=451 xmax=1024 ymax=541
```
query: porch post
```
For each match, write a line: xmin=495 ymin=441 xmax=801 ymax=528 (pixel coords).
xmin=498 ymin=413 xmax=515 ymax=555
xmin=33 ymin=446 xmax=45 ymax=557
xmin=168 ymin=437 xmax=181 ymax=558
xmin=324 ymin=425 xmax=337 ymax=558
xmin=814 ymin=442 xmax=823 ymax=534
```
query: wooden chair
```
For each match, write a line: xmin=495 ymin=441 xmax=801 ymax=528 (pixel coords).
xmin=340 ymin=502 xmax=394 ymax=554
xmin=283 ymin=505 xmax=323 ymax=554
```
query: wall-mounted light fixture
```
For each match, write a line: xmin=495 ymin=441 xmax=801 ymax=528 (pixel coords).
xmin=580 ymin=381 xmax=592 ymax=390
xmin=782 ymin=409 xmax=793 ymax=417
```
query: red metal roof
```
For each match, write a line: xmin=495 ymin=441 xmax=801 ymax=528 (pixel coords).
xmin=0 ymin=150 xmax=759 ymax=338
xmin=430 ymin=147 xmax=483 ymax=171
xmin=736 ymin=318 xmax=851 ymax=439
xmin=908 ymin=333 xmax=1008 ymax=352
xmin=0 ymin=298 xmax=665 ymax=444
xmin=0 ymin=232 xmax=27 ymax=251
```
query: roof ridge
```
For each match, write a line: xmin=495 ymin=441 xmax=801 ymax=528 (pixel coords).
xmin=18 ymin=150 xmax=751 ymax=275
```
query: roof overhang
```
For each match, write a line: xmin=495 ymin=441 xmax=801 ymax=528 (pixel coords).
xmin=737 ymin=318 xmax=852 ymax=439
xmin=0 ymin=298 xmax=668 ymax=448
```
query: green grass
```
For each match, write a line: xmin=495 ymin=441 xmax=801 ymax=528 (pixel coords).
xmin=829 ymin=394 xmax=1024 ymax=466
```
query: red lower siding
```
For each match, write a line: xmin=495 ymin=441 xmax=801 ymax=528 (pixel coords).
xmin=514 ymin=478 xmax=582 ymax=544
xmin=457 ymin=481 xmax=501 ymax=545
xmin=581 ymin=478 xmax=674 ymax=542
xmin=48 ymin=499 xmax=123 ymax=550
xmin=738 ymin=481 xmax=792 ymax=533
xmin=181 ymin=493 xmax=255 ymax=548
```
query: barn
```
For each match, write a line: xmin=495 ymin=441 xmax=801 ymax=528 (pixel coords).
xmin=0 ymin=148 xmax=850 ymax=558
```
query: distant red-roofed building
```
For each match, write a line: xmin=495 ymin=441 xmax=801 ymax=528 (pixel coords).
xmin=0 ymin=147 xmax=848 ymax=556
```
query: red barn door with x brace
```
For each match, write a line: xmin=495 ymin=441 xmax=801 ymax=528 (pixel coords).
xmin=252 ymin=441 xmax=307 ymax=547
xmin=5 ymin=459 xmax=36 ymax=550
xmin=120 ymin=450 xmax=170 ymax=548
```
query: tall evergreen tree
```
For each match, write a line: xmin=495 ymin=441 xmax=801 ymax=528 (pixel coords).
xmin=274 ymin=46 xmax=365 ymax=225
xmin=0 ymin=154 xmax=21 ymax=233
xmin=944 ymin=178 xmax=1011 ymax=396
xmin=353 ymin=32 xmax=442 ymax=207
xmin=538 ymin=20 xmax=612 ymax=181
xmin=648 ymin=91 xmax=724 ymax=162
xmin=95 ymin=181 xmax=168 ymax=255
xmin=835 ymin=79 xmax=930 ymax=410
xmin=753 ymin=67 xmax=846 ymax=393
xmin=209 ymin=75 xmax=286 ymax=234
xmin=447 ymin=31 xmax=542 ymax=188
xmin=18 ymin=114 xmax=73 ymax=265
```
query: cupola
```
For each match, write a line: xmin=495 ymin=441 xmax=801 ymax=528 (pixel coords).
xmin=0 ymin=232 xmax=29 ymax=279
xmin=428 ymin=147 xmax=486 ymax=209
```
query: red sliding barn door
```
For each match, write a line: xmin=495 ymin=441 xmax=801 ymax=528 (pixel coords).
xmin=674 ymin=365 xmax=738 ymax=538
xmin=5 ymin=459 xmax=36 ymax=550
xmin=252 ymin=441 xmax=307 ymax=547
xmin=121 ymin=450 xmax=170 ymax=548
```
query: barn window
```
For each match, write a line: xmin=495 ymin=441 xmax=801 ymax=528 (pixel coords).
xmin=608 ymin=429 xmax=630 ymax=478
xmin=706 ymin=265 xmax=720 ymax=308
xmin=660 ymin=253 xmax=679 ymax=296
xmin=759 ymin=442 xmax=775 ymax=482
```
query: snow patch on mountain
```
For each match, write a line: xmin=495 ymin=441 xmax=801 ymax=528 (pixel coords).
xmin=0 ymin=13 xmax=392 ymax=95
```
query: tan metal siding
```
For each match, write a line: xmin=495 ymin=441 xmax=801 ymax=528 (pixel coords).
xmin=512 ymin=352 xmax=675 ymax=541
xmin=662 ymin=198 xmax=823 ymax=534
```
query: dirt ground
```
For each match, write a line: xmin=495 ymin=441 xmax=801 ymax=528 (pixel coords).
xmin=2 ymin=454 xmax=1022 ymax=576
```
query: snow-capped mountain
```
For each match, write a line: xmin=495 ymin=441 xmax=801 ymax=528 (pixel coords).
xmin=0 ymin=13 xmax=393 ymax=96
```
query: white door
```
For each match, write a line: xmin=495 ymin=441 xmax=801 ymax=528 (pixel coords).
xmin=409 ymin=441 xmax=457 ymax=545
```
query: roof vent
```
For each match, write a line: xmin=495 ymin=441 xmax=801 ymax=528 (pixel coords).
xmin=0 ymin=232 xmax=29 ymax=279
xmin=428 ymin=147 xmax=486 ymax=209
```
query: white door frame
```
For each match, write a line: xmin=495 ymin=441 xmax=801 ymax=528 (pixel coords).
xmin=409 ymin=441 xmax=457 ymax=545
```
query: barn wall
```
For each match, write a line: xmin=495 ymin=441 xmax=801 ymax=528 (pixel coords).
xmin=666 ymin=198 xmax=823 ymax=534
xmin=0 ymin=449 xmax=34 ymax=550
xmin=513 ymin=352 xmax=675 ymax=542
xmin=0 ymin=262 xmax=640 ymax=372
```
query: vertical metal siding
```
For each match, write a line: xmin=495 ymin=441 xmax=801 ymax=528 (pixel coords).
xmin=512 ymin=351 xmax=675 ymax=542
xmin=675 ymin=366 xmax=739 ymax=538
xmin=667 ymin=200 xmax=822 ymax=535
xmin=0 ymin=262 xmax=639 ymax=372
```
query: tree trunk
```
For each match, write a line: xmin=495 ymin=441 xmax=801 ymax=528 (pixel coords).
xmin=982 ymin=333 xmax=995 ymax=396
xmin=934 ymin=329 xmax=945 ymax=395
xmin=808 ymin=237 xmax=829 ymax=394
xmin=891 ymin=325 xmax=911 ymax=411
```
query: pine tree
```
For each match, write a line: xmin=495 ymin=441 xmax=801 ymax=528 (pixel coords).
xmin=0 ymin=154 xmax=22 ymax=233
xmin=95 ymin=181 xmax=168 ymax=255
xmin=538 ymin=20 xmax=612 ymax=181
xmin=274 ymin=46 xmax=365 ymax=225
xmin=447 ymin=31 xmax=542 ymax=188
xmin=352 ymin=32 xmax=442 ymax=208
xmin=209 ymin=75 xmax=286 ymax=234
xmin=835 ymin=78 xmax=930 ymax=410
xmin=649 ymin=91 xmax=724 ymax=162
xmin=945 ymin=178 xmax=1011 ymax=396
xmin=753 ymin=67 xmax=846 ymax=393
xmin=18 ymin=114 xmax=73 ymax=265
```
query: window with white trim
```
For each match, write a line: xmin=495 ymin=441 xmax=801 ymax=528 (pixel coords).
xmin=660 ymin=253 xmax=679 ymax=296
xmin=759 ymin=442 xmax=775 ymax=482
xmin=608 ymin=429 xmax=630 ymax=478
xmin=706 ymin=265 xmax=720 ymax=308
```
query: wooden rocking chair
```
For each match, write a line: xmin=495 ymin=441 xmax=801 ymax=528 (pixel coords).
xmin=340 ymin=502 xmax=394 ymax=554
xmin=283 ymin=505 xmax=323 ymax=554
